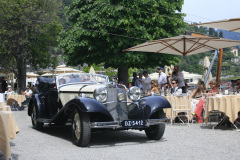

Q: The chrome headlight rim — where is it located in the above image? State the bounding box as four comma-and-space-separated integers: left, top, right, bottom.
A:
118, 93, 125, 102
128, 86, 141, 101
93, 87, 108, 103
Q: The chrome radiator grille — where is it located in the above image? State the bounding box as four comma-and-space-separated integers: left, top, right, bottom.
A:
105, 88, 128, 121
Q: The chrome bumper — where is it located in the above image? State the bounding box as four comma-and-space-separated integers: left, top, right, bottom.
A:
89, 118, 170, 129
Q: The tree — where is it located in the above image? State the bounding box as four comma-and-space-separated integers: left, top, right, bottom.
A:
59, 0, 187, 85
214, 32, 218, 37
0, 0, 62, 90
219, 31, 224, 38
209, 27, 216, 36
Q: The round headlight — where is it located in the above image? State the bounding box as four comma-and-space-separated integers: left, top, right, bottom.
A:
94, 87, 107, 102
128, 86, 141, 101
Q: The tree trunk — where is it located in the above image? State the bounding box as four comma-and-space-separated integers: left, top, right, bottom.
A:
118, 66, 129, 86
16, 57, 27, 92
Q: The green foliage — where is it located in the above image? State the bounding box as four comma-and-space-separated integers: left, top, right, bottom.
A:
177, 51, 212, 74
179, 25, 240, 77
0, 0, 63, 89
59, 0, 187, 70
219, 31, 223, 38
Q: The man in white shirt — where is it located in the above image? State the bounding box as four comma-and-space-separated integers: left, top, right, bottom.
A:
141, 71, 151, 93
171, 65, 186, 93
157, 67, 167, 88
22, 86, 33, 110
171, 79, 182, 95
25, 86, 33, 98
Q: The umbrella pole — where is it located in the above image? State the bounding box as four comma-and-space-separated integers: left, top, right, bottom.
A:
216, 49, 223, 88
204, 50, 218, 85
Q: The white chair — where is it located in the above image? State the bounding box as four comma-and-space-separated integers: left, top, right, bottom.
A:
171, 93, 191, 126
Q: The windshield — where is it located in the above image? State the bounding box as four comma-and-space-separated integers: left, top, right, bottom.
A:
56, 73, 109, 87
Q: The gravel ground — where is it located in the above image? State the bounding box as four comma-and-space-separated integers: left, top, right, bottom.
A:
10, 111, 240, 160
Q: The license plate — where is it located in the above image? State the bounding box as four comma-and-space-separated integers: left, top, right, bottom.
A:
122, 120, 145, 127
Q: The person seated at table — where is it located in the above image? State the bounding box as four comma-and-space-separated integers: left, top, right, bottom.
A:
170, 79, 182, 95
189, 80, 206, 100
236, 79, 240, 93
22, 86, 33, 110
5, 85, 14, 95
193, 80, 218, 123
208, 80, 218, 94
189, 80, 206, 114
147, 80, 161, 95
229, 80, 237, 93
128, 82, 133, 89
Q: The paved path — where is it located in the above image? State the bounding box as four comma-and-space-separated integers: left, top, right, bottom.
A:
10, 111, 240, 160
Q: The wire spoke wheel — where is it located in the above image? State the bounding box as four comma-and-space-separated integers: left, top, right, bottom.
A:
71, 109, 91, 147
73, 113, 81, 139
31, 105, 43, 130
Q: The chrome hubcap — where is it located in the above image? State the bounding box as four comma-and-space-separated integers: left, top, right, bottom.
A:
32, 106, 37, 125
73, 113, 81, 139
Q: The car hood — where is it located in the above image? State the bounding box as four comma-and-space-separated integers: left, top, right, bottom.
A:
59, 83, 107, 93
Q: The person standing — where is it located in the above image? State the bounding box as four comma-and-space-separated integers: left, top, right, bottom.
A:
141, 71, 151, 93
135, 73, 143, 89
171, 66, 186, 93
157, 67, 167, 88
1, 77, 7, 93
132, 72, 138, 86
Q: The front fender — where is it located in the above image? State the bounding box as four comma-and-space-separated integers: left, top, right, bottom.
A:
128, 96, 171, 119
64, 97, 114, 121
28, 94, 40, 116
143, 96, 171, 118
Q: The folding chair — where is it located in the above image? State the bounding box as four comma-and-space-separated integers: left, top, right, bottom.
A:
171, 93, 191, 126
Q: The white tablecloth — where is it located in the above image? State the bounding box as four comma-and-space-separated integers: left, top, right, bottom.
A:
0, 93, 5, 103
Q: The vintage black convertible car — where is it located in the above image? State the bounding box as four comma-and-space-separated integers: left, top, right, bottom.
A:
28, 73, 171, 147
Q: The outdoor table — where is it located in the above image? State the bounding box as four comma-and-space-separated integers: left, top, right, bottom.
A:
7, 94, 26, 106
163, 95, 191, 120
0, 93, 5, 103
0, 111, 19, 160
0, 105, 11, 111
204, 95, 240, 124
0, 102, 11, 111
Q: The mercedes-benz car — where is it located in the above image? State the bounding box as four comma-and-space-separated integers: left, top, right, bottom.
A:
28, 73, 171, 147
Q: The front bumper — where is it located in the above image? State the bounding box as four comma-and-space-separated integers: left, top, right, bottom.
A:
89, 118, 170, 129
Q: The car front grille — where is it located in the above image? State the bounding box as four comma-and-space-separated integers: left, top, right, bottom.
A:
104, 88, 128, 121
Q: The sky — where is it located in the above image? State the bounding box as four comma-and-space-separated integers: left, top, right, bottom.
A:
182, 0, 240, 24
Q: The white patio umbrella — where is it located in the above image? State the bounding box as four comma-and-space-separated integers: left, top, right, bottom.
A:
26, 72, 39, 78
191, 18, 240, 33
41, 73, 57, 77
124, 35, 240, 87
89, 66, 96, 74
149, 72, 159, 80
123, 35, 240, 56
55, 67, 82, 74
202, 56, 213, 89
